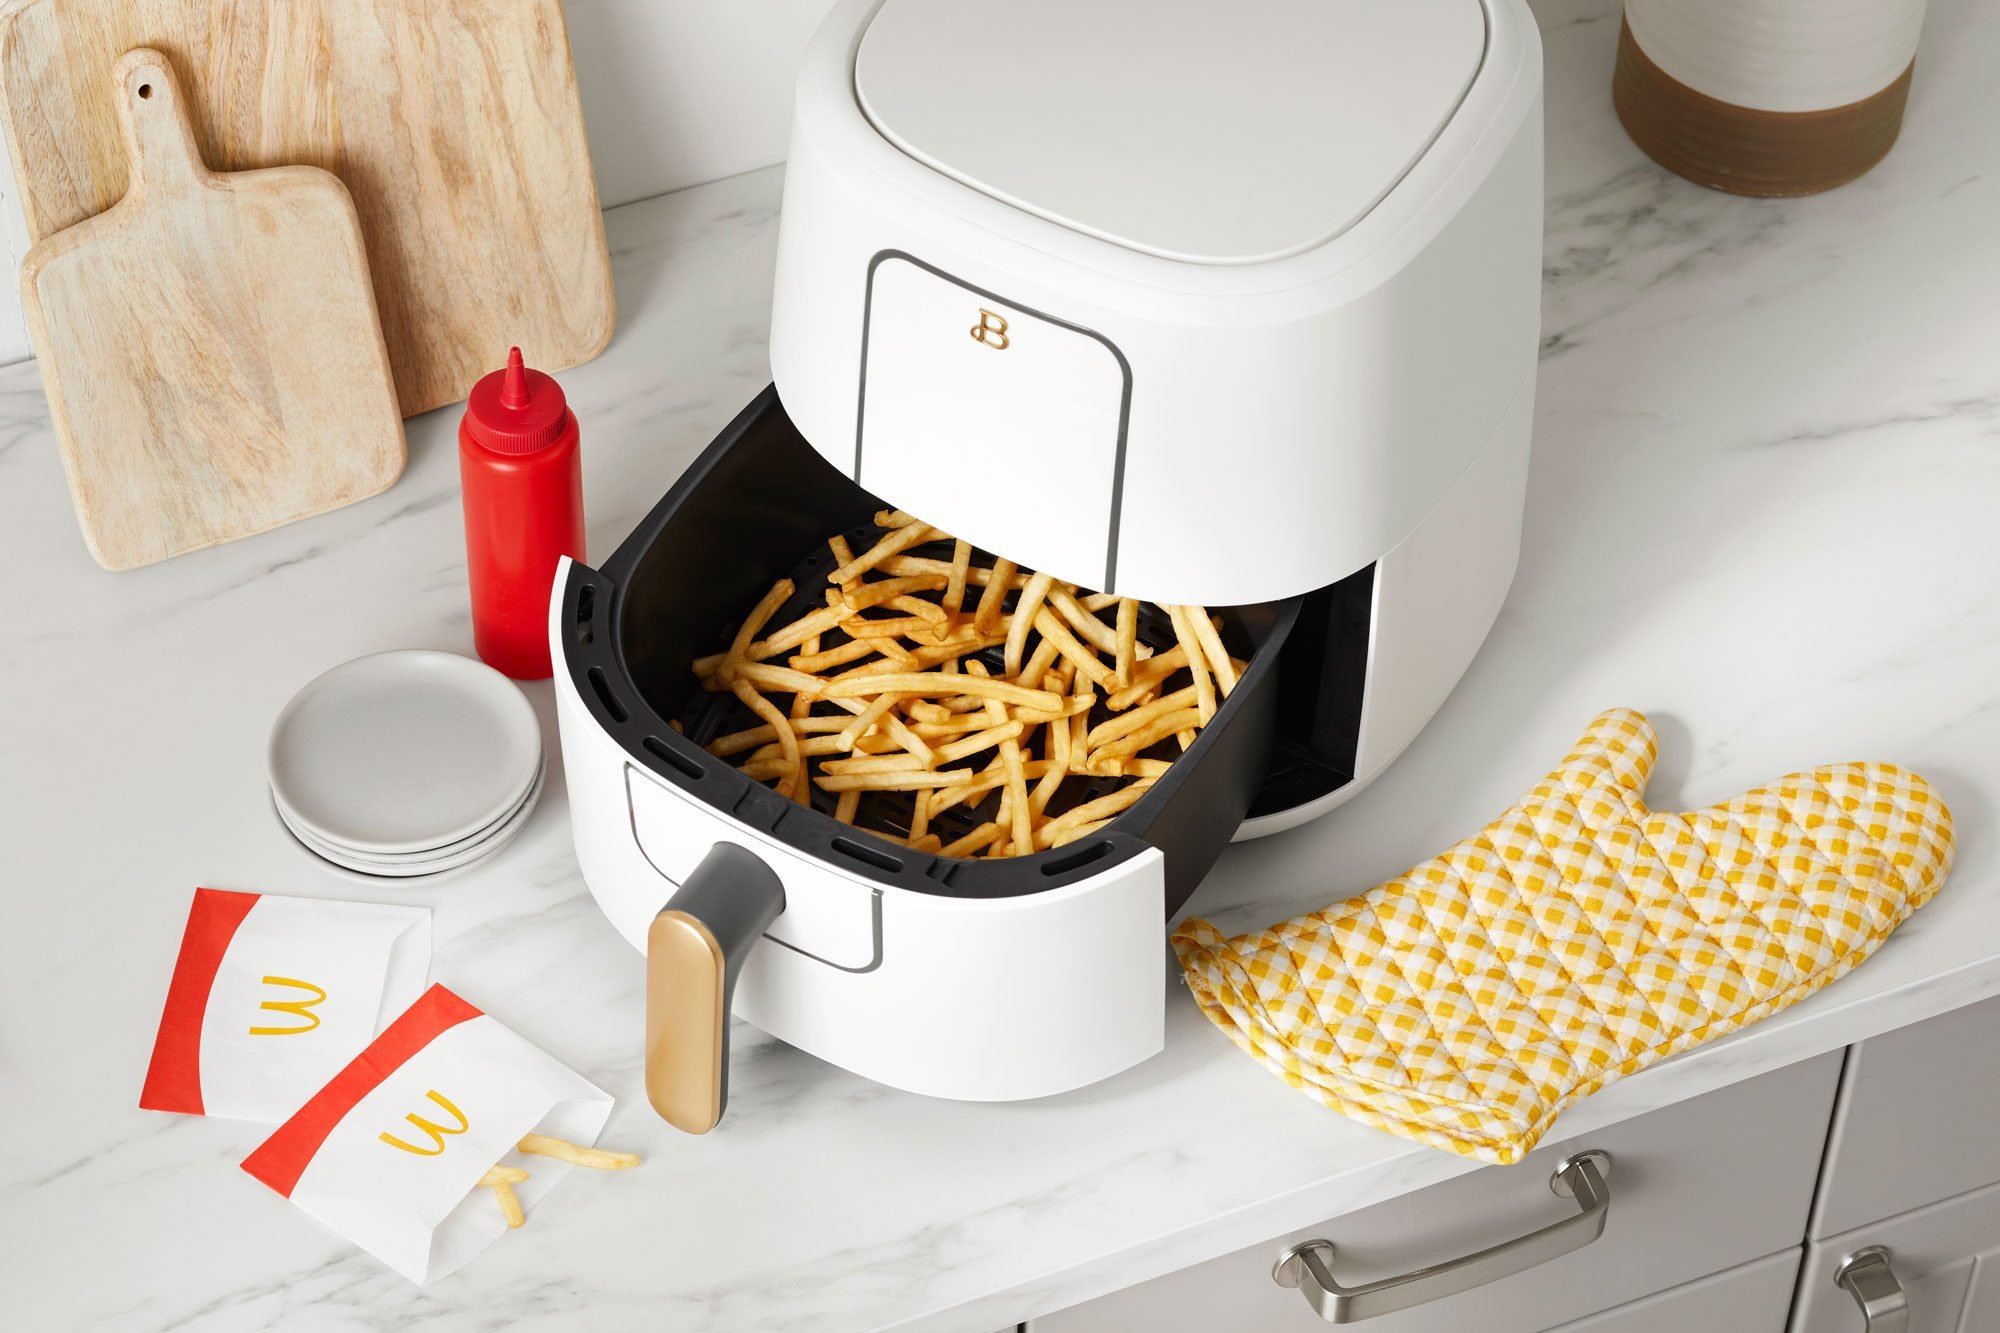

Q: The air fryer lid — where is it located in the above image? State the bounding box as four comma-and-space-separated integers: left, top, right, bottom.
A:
854, 0, 1489, 265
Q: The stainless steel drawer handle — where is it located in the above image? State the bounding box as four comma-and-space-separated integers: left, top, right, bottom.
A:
1270, 1150, 1612, 1324
1835, 1246, 1909, 1333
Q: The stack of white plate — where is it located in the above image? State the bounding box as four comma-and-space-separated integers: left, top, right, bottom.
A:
269, 650, 547, 880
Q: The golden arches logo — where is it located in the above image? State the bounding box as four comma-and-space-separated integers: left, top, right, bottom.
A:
248, 975, 326, 1036
379, 1090, 471, 1156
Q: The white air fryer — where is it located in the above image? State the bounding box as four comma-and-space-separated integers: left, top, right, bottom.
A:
552, 0, 1544, 1132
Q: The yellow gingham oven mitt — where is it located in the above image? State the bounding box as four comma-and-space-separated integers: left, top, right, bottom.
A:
1172, 708, 1954, 1165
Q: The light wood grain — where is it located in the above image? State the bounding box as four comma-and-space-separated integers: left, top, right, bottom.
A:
19, 49, 406, 571
0, 0, 615, 417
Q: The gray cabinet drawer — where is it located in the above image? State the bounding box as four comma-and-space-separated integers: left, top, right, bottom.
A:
1813, 993, 2000, 1238
1027, 1052, 1840, 1333
1794, 1177, 2000, 1332
1547, 1248, 1800, 1333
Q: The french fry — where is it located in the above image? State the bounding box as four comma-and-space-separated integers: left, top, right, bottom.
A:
1005, 571, 1055, 676
752, 602, 850, 659
843, 615, 938, 639
1018, 632, 1061, 693
837, 693, 901, 750
732, 680, 805, 803
720, 579, 794, 681
1033, 781, 1156, 849
974, 557, 1017, 635
518, 1133, 641, 1171
1052, 818, 1114, 848
1086, 685, 1198, 751
929, 758, 1057, 816
1185, 604, 1238, 698
732, 661, 830, 699
878, 555, 1024, 590
1092, 708, 1203, 764
1011, 692, 1097, 724
834, 789, 860, 824
940, 822, 1005, 858
1106, 647, 1189, 709
823, 672, 1059, 710
789, 639, 878, 673
1080, 591, 1121, 612
1047, 587, 1119, 655
839, 574, 948, 614
814, 770, 975, 792
1114, 598, 1138, 689
933, 720, 1026, 765
1032, 608, 1119, 691
821, 753, 928, 775
1168, 605, 1218, 724
878, 710, 937, 766
480, 1164, 528, 1228
943, 540, 971, 618
830, 521, 935, 584
874, 509, 920, 528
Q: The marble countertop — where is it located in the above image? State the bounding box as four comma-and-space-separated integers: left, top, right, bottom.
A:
7, 2, 2000, 1329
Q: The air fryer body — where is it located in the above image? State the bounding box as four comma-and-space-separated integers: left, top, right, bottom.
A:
549, 0, 1543, 1103
554, 392, 1296, 1099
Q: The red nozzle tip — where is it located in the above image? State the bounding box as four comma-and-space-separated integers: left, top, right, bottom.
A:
501, 346, 531, 410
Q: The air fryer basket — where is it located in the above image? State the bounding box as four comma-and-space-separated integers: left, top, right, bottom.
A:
559, 386, 1301, 916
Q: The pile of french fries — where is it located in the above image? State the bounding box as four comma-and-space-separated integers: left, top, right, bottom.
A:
691, 511, 1244, 859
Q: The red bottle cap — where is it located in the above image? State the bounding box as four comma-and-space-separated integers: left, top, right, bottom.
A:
463, 347, 570, 454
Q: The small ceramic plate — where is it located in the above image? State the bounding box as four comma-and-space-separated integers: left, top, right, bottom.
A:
273, 759, 545, 879
272, 749, 545, 863
278, 753, 547, 870
269, 650, 543, 855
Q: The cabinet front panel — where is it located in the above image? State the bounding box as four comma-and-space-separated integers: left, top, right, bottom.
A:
1547, 1248, 1800, 1333
1813, 992, 2000, 1238
1796, 1176, 2000, 1333
1027, 1053, 1840, 1333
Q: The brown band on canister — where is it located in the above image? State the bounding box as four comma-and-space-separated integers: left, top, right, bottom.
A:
1612, 18, 1914, 198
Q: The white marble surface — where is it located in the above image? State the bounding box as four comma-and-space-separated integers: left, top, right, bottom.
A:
5, 1, 1999, 1328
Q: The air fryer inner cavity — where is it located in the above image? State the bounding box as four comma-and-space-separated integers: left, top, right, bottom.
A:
672, 522, 1238, 851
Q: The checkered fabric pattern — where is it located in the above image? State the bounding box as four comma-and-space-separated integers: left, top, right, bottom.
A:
1173, 708, 1954, 1165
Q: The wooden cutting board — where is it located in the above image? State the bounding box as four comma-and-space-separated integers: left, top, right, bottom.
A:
0, 0, 614, 418
20, 50, 406, 571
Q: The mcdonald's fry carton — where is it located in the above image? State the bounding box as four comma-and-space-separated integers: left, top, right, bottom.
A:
242, 984, 615, 1285
141, 887, 431, 1123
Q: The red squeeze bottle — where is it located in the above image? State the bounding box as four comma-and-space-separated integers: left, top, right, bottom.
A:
458, 347, 584, 680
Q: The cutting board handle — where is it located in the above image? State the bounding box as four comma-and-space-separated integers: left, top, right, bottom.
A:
111, 49, 208, 200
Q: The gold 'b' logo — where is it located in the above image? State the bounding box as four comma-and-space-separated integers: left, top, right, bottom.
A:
249, 975, 326, 1036
970, 308, 1010, 350
380, 1089, 470, 1156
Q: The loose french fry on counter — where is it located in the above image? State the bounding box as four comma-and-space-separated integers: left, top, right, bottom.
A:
479, 1135, 640, 1230
689, 510, 1250, 858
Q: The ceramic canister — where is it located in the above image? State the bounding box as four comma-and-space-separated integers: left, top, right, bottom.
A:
1614, 0, 1928, 196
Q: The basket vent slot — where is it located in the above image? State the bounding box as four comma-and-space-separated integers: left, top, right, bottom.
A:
831, 836, 901, 874
587, 667, 628, 723
1041, 841, 1112, 877
643, 736, 702, 780
573, 583, 596, 645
